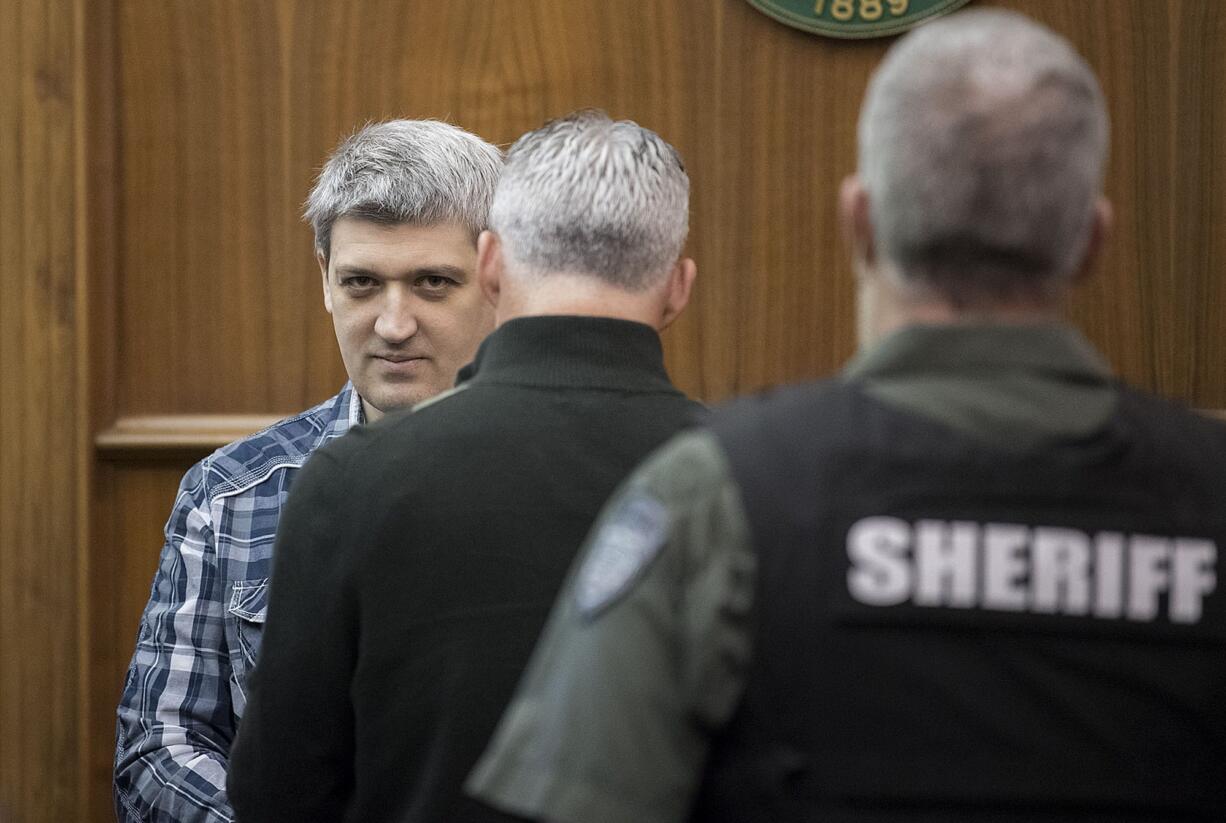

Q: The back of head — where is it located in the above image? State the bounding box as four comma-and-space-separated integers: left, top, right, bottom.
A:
859, 10, 1109, 305
490, 110, 690, 291
305, 119, 503, 259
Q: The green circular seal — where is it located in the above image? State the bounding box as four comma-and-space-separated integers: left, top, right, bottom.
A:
747, 0, 973, 39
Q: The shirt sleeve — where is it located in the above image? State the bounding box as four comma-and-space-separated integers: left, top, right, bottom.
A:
466, 429, 756, 823
227, 443, 359, 823
113, 459, 238, 823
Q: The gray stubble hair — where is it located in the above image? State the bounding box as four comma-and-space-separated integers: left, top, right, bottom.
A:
858, 9, 1109, 304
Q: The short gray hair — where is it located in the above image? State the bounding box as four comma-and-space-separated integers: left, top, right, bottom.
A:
859, 9, 1109, 303
490, 110, 690, 291
306, 119, 503, 259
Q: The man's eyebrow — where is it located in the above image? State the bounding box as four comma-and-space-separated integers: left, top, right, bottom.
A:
412, 265, 470, 279
333, 264, 470, 278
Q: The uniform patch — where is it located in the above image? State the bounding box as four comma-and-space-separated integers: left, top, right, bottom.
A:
575, 493, 671, 619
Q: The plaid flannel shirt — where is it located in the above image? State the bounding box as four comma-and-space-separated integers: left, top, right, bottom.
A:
114, 384, 362, 822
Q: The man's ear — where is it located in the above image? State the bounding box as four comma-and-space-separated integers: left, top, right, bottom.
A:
838, 175, 875, 268
1072, 197, 1113, 286
477, 230, 503, 307
317, 249, 333, 314
658, 257, 697, 331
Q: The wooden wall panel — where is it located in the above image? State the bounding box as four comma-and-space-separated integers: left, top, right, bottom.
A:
103, 0, 1226, 415
85, 461, 190, 821
0, 0, 84, 819
1167, 1, 1226, 406
43, 1, 1226, 821
1000, 0, 1226, 408
110, 0, 735, 412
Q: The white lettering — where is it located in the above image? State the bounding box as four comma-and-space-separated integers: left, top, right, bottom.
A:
1171, 539, 1217, 623
982, 523, 1029, 612
1127, 536, 1171, 621
843, 517, 1217, 624
847, 516, 911, 606
1093, 532, 1124, 619
915, 520, 977, 608
1031, 527, 1090, 615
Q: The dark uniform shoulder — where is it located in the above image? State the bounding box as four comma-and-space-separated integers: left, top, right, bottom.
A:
706, 379, 865, 512
710, 376, 925, 468
1112, 385, 1226, 511
711, 378, 849, 436
1116, 384, 1226, 449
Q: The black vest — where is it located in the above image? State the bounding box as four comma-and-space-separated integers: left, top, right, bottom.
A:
693, 381, 1226, 822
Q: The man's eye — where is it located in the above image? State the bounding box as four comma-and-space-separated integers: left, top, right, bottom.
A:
342, 276, 377, 290
418, 275, 455, 291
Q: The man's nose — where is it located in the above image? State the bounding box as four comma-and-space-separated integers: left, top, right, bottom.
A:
373, 288, 420, 344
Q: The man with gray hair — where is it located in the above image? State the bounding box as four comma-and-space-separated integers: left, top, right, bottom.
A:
227, 110, 702, 822
469, 10, 1226, 823
115, 119, 502, 822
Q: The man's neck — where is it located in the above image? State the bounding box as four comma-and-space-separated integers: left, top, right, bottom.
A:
860, 265, 1065, 347
361, 398, 383, 424
495, 273, 663, 330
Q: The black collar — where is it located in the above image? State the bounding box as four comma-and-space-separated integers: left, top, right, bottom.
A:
456, 315, 678, 393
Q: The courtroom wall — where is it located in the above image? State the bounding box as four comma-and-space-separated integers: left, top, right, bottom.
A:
1, 2, 1223, 821
0, 0, 87, 820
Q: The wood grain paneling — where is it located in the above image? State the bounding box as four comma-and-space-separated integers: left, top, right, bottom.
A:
0, 1, 1212, 820
103, 0, 1226, 414
0, 0, 84, 819
999, 0, 1226, 407
86, 462, 192, 822
95, 414, 286, 458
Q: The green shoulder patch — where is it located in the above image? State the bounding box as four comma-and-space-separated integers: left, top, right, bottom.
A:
575, 493, 671, 619
746, 0, 972, 39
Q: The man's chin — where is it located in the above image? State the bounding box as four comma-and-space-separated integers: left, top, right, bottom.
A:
363, 385, 447, 419
371, 396, 422, 416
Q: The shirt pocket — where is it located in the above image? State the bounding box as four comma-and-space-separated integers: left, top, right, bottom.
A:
227, 577, 269, 714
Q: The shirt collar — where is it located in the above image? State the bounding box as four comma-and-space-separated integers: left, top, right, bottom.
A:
330, 381, 364, 431
840, 323, 1117, 448
843, 322, 1112, 383
456, 315, 678, 393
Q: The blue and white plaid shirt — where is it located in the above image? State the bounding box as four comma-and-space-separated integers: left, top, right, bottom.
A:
114, 384, 362, 822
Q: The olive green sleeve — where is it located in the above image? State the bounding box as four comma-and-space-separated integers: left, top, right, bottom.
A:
466, 429, 756, 823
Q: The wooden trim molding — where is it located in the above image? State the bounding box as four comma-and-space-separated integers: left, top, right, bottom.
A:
95, 414, 285, 459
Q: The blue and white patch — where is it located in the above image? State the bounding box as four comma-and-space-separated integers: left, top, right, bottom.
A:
575, 493, 671, 619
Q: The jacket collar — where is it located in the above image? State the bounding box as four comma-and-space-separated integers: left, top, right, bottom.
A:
456, 315, 678, 393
